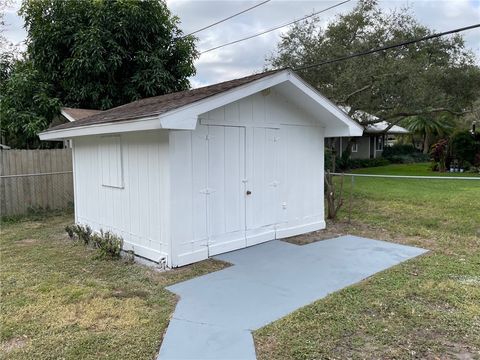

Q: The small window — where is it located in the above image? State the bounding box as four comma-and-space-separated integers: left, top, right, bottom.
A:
376, 136, 384, 151
351, 140, 358, 153
99, 135, 124, 188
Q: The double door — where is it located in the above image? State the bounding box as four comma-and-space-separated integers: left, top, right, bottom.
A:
203, 125, 282, 255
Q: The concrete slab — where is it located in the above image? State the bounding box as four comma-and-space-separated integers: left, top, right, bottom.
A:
158, 236, 427, 359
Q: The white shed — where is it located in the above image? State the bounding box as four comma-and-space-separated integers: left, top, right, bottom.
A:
40, 69, 362, 267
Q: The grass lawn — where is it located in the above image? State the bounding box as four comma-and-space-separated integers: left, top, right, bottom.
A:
255, 163, 480, 359
0, 211, 226, 359
351, 162, 480, 177
1, 163, 479, 359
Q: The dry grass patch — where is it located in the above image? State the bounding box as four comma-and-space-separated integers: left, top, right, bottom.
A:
0, 211, 227, 360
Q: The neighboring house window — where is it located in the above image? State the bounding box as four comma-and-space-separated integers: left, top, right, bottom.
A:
99, 135, 124, 188
351, 140, 358, 153
376, 135, 384, 151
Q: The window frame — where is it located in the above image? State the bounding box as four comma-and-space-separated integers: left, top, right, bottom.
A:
99, 135, 124, 189
376, 135, 384, 151
351, 140, 358, 153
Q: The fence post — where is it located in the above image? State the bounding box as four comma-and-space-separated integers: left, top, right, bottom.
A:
349, 175, 354, 224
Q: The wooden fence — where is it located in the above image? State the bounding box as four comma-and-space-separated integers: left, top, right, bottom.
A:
0, 149, 73, 217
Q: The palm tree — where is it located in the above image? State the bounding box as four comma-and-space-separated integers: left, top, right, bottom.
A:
402, 115, 455, 153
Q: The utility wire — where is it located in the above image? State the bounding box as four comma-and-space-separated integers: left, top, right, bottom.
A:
294, 23, 480, 71
199, 0, 351, 54
182, 0, 271, 38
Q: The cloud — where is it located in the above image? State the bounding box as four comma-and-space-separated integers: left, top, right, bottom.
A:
4, 0, 480, 88
170, 0, 480, 86
3, 4, 27, 48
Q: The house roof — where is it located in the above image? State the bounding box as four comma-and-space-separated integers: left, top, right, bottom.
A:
51, 70, 281, 131
364, 121, 410, 134
40, 69, 363, 140
60, 107, 103, 122
339, 106, 409, 135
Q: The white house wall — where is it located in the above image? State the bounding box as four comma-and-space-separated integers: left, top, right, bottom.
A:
170, 90, 325, 267
73, 130, 170, 262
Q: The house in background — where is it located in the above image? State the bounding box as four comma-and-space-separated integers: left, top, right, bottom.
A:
46, 107, 103, 148
327, 108, 409, 159
40, 69, 362, 267
59, 108, 103, 148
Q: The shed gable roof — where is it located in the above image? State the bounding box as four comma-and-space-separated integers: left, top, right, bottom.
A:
51, 70, 281, 131
40, 69, 363, 140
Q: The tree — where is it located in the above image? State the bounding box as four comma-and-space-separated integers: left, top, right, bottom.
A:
20, 0, 197, 110
402, 114, 454, 153
1, 0, 197, 148
1, 59, 60, 148
450, 130, 480, 167
267, 0, 480, 135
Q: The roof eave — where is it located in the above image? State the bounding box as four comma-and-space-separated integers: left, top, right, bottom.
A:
40, 69, 364, 140
40, 71, 291, 140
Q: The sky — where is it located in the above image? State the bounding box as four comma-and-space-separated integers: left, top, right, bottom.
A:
3, 0, 480, 88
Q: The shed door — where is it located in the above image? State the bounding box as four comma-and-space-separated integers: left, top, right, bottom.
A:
245, 127, 281, 246
206, 125, 246, 256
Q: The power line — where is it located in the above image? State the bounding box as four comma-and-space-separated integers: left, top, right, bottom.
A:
182, 0, 271, 38
294, 23, 480, 71
199, 0, 351, 55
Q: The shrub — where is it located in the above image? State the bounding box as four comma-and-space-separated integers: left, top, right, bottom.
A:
76, 224, 93, 245
383, 144, 428, 164
65, 224, 75, 239
91, 230, 123, 259
65, 224, 92, 244
430, 139, 449, 172
324, 147, 335, 171
466, 166, 480, 174
345, 158, 390, 169
387, 153, 430, 164
450, 130, 480, 166
64, 224, 124, 260
382, 144, 417, 157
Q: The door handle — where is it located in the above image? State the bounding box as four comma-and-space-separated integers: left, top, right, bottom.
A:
246, 190, 252, 195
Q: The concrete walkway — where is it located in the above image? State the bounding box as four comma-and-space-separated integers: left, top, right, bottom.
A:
158, 236, 427, 359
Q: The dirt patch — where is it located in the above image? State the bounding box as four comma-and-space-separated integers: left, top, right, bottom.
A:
16, 238, 38, 246
282, 220, 429, 248
282, 228, 344, 245
281, 220, 389, 245
111, 288, 150, 299
442, 340, 478, 360
1, 336, 28, 353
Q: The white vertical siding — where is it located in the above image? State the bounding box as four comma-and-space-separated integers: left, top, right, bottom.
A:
169, 128, 209, 265
73, 130, 170, 262
72, 88, 326, 267
275, 125, 325, 239
170, 90, 326, 266
203, 90, 325, 240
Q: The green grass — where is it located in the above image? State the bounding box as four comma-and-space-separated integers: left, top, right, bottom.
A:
1, 164, 479, 359
351, 162, 480, 177
0, 211, 226, 359
255, 164, 480, 359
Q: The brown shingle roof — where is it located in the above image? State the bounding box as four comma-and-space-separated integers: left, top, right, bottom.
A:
50, 69, 283, 132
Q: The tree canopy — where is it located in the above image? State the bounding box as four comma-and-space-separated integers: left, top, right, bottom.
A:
1, 0, 197, 148
267, 0, 480, 128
